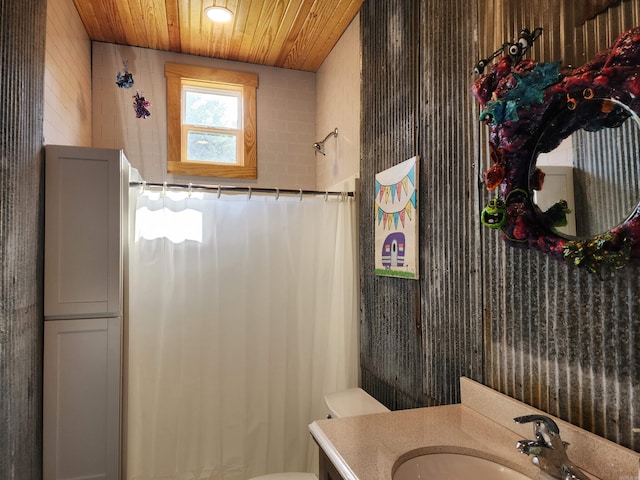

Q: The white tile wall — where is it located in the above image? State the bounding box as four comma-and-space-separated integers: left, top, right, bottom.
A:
316, 14, 361, 191
91, 43, 317, 190
44, 0, 92, 147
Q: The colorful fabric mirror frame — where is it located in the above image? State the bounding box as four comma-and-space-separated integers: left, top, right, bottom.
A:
473, 26, 640, 275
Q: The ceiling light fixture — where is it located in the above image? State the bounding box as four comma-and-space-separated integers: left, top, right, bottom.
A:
205, 6, 234, 23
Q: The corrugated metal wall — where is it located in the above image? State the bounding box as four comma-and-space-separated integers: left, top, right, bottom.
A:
360, 0, 640, 452
419, 0, 485, 406
572, 122, 640, 237
360, 0, 482, 409
0, 0, 47, 478
359, 0, 426, 409
479, 0, 640, 452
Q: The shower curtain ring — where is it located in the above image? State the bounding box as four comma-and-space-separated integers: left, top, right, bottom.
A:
217, 185, 221, 198
324, 191, 328, 202
188, 183, 193, 197
162, 182, 167, 196
248, 186, 252, 200
141, 180, 146, 193
299, 189, 303, 201
275, 188, 280, 200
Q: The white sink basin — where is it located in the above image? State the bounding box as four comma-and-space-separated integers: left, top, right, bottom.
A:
393, 452, 533, 480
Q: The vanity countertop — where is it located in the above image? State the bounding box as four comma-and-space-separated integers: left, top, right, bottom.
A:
309, 378, 640, 480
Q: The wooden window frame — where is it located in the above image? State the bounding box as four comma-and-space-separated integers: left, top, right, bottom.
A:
165, 63, 258, 178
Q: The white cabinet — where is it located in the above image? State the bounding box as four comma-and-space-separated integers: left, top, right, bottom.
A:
43, 318, 122, 480
43, 145, 128, 480
44, 146, 126, 319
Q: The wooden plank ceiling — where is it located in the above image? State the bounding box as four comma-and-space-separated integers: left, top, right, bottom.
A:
72, 0, 363, 72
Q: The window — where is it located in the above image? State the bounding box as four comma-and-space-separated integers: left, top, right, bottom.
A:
165, 63, 258, 178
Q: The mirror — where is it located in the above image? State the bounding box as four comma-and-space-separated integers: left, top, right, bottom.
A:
473, 25, 640, 275
531, 98, 640, 239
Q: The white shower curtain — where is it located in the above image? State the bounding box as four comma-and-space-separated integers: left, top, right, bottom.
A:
127, 187, 359, 480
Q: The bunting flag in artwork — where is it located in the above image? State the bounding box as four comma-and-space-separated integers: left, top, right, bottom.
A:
375, 164, 417, 230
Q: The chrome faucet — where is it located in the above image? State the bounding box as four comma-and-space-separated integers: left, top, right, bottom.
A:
514, 414, 590, 480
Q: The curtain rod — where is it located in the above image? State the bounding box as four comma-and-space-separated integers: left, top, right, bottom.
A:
129, 181, 355, 198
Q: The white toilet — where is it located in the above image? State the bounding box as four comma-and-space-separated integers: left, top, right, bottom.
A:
248, 388, 389, 480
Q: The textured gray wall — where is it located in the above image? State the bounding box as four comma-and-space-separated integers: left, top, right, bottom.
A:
360, 0, 640, 452
0, 0, 46, 478
479, 0, 640, 453
360, 0, 482, 409
359, 0, 426, 410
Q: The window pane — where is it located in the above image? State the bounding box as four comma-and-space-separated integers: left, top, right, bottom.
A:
186, 131, 237, 164
184, 89, 239, 128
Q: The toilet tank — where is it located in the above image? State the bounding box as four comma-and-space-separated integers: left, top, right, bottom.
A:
324, 388, 390, 418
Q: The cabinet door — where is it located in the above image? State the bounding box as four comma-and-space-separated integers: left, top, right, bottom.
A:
44, 146, 123, 318
43, 317, 121, 480
318, 448, 345, 480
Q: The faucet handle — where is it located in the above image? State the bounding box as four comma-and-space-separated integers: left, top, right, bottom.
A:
514, 414, 561, 435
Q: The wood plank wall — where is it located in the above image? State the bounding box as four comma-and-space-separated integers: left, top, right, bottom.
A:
360, 0, 640, 452
0, 0, 47, 478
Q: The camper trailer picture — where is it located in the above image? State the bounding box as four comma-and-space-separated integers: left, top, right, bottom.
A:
381, 232, 405, 269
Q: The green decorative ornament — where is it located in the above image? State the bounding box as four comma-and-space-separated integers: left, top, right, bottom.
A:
481, 198, 507, 230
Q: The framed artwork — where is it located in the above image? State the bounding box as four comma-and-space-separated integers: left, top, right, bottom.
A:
374, 156, 419, 279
